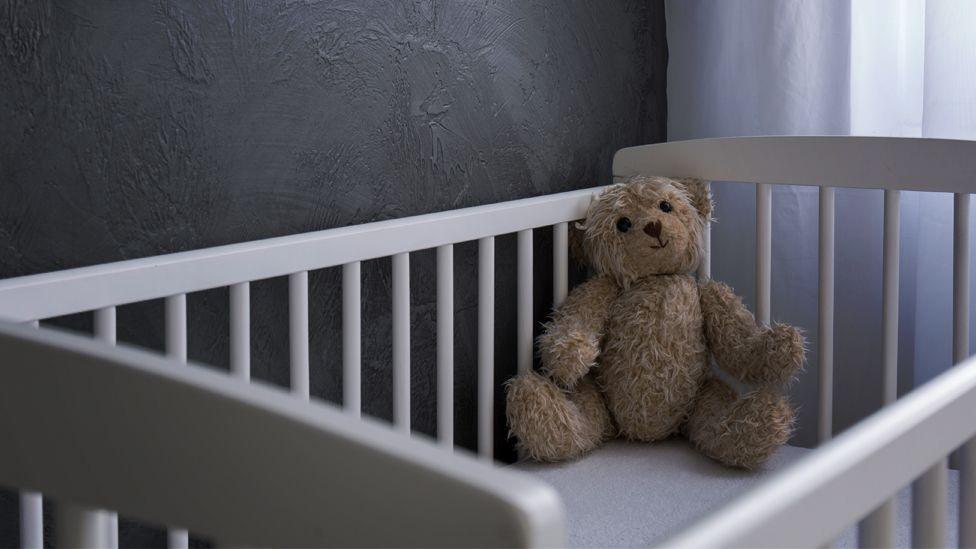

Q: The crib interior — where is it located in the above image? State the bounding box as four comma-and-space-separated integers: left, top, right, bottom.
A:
3, 136, 976, 547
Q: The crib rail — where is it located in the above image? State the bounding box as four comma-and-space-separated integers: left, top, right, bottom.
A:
618, 135, 976, 548
0, 321, 566, 547
0, 188, 594, 323
664, 352, 976, 548
5, 135, 976, 547
613, 135, 976, 192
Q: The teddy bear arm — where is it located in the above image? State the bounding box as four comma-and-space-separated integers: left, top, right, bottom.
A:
537, 276, 619, 388
699, 279, 804, 386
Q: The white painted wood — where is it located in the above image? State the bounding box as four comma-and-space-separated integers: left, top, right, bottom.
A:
912, 193, 969, 549
392, 253, 410, 434
553, 223, 569, 307
478, 237, 495, 461
20, 320, 43, 549
58, 505, 106, 549
20, 492, 42, 549
229, 282, 250, 380
913, 458, 948, 547
697, 183, 712, 280
956, 193, 976, 548
0, 322, 567, 548
168, 529, 188, 549
963, 437, 976, 548
955, 193, 971, 364
818, 187, 835, 444
882, 189, 900, 406
95, 307, 116, 345
436, 245, 454, 447
342, 262, 361, 417
166, 295, 187, 363
859, 501, 895, 549
289, 272, 309, 399
614, 136, 976, 192
859, 188, 901, 548
756, 183, 771, 324
665, 351, 976, 548
0, 188, 597, 323
164, 294, 189, 549
106, 512, 118, 549
517, 229, 533, 376
6, 137, 976, 326
94, 307, 118, 549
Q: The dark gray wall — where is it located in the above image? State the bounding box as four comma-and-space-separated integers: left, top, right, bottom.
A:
0, 0, 666, 546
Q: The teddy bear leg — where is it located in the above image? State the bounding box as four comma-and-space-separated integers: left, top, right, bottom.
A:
505, 371, 613, 462
684, 377, 795, 469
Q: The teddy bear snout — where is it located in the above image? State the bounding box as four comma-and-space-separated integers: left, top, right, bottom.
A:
643, 220, 662, 239
643, 220, 669, 248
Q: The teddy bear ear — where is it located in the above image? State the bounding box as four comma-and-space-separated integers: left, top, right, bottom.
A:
672, 177, 713, 221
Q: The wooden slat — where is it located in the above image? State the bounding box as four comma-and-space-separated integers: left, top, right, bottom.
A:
818, 187, 835, 443
756, 183, 771, 324
436, 246, 454, 447
95, 306, 118, 549
229, 282, 250, 380
165, 294, 189, 549
392, 253, 410, 433
343, 262, 361, 417
956, 193, 976, 548
698, 183, 712, 280
553, 223, 568, 307
289, 273, 309, 399
478, 237, 495, 460
913, 459, 947, 547
859, 189, 900, 548
517, 229, 533, 375
166, 295, 187, 363
20, 319, 43, 549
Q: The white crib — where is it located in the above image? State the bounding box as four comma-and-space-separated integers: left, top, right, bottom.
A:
2, 136, 976, 548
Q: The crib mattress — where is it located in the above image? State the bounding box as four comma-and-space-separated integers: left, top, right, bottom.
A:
511, 438, 960, 547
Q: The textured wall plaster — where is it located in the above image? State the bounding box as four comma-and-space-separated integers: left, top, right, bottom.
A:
0, 1, 666, 545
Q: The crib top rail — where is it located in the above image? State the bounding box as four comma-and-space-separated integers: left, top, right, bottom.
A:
0, 321, 567, 547
0, 186, 596, 322
3, 135, 975, 323
663, 351, 976, 548
614, 135, 976, 193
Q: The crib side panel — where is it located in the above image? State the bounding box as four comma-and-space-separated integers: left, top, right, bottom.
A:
0, 323, 567, 548
665, 355, 976, 548
0, 188, 596, 323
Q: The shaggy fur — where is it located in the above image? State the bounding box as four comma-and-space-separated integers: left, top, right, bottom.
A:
506, 175, 805, 469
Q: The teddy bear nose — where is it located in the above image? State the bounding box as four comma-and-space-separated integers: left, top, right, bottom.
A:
643, 220, 662, 239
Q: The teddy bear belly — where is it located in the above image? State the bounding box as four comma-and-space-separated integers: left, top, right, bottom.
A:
598, 346, 707, 441
597, 277, 709, 441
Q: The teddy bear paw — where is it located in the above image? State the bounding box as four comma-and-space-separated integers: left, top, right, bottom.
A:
538, 329, 600, 389
758, 323, 805, 386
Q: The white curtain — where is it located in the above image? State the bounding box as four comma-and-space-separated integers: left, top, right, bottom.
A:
667, 0, 976, 448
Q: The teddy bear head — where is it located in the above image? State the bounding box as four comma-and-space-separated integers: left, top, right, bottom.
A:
577, 175, 713, 286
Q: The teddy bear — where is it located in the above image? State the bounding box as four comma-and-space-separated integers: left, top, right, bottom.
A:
505, 175, 804, 469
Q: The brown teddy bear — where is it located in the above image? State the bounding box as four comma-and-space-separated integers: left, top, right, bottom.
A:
505, 175, 804, 469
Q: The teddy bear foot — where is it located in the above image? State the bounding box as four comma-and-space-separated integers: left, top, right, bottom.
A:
505, 371, 613, 462
684, 377, 795, 470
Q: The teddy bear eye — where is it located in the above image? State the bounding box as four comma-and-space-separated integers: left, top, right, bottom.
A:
660, 201, 673, 213
616, 217, 632, 233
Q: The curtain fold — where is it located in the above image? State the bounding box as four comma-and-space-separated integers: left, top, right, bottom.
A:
667, 0, 976, 447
